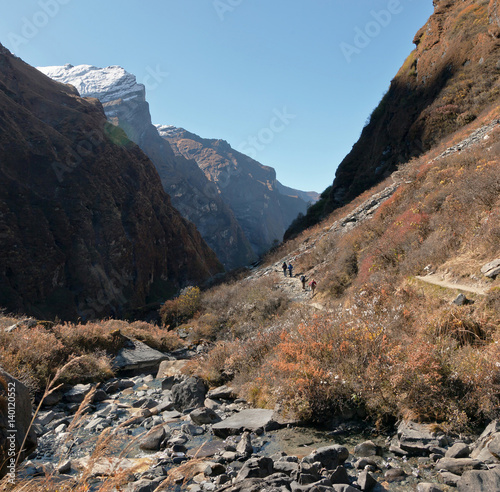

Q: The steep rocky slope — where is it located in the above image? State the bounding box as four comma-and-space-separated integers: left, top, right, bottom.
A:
0, 45, 222, 320
287, 0, 500, 237
158, 126, 313, 255
38, 65, 256, 270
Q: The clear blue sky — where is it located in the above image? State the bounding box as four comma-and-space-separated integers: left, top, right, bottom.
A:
1, 0, 433, 193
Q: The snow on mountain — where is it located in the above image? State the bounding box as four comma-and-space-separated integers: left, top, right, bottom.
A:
37, 64, 145, 104
155, 124, 184, 139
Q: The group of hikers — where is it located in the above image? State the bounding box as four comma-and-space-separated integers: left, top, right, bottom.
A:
282, 261, 317, 296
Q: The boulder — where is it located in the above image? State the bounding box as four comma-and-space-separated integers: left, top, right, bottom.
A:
453, 294, 468, 306
212, 409, 280, 437
207, 385, 236, 400
357, 469, 377, 491
331, 486, 360, 492
435, 457, 482, 475
439, 471, 461, 486
156, 360, 188, 379
458, 466, 500, 491
303, 445, 349, 469
274, 460, 299, 475
235, 456, 274, 481
487, 433, 500, 459
291, 477, 334, 491
470, 421, 500, 462
354, 440, 378, 457
64, 384, 92, 404
329, 465, 350, 484
0, 370, 37, 478
481, 259, 500, 278
171, 377, 208, 411
236, 431, 253, 457
139, 426, 166, 451
190, 407, 220, 425
57, 459, 72, 475
384, 468, 406, 482
113, 337, 172, 373
397, 421, 445, 455
416, 484, 444, 492
445, 443, 471, 459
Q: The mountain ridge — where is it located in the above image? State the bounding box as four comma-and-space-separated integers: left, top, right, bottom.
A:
286, 0, 500, 238
39, 64, 317, 264
0, 44, 222, 320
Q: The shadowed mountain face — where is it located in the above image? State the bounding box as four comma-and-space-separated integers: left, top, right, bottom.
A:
38, 65, 257, 270
287, 0, 500, 238
0, 45, 222, 320
159, 127, 313, 255
38, 65, 317, 262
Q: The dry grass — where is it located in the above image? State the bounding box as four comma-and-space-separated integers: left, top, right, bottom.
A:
190, 125, 500, 431
0, 318, 185, 395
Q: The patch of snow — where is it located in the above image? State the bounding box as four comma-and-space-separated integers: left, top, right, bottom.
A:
37, 64, 145, 104
155, 124, 184, 138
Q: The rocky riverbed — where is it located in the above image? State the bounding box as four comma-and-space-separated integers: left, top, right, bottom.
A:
16, 352, 500, 492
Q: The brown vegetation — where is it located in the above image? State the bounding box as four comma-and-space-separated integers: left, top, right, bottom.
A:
0, 319, 183, 394
189, 123, 500, 431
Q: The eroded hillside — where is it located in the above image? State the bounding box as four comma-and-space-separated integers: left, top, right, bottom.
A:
185, 113, 500, 429
0, 45, 222, 320
288, 0, 500, 237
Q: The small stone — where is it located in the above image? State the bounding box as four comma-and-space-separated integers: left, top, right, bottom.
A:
452, 294, 468, 306
384, 468, 406, 482
57, 460, 71, 474
236, 432, 253, 457
445, 442, 470, 459
139, 427, 166, 451
416, 483, 444, 492
190, 407, 220, 425
358, 469, 377, 491
481, 259, 500, 278
354, 440, 378, 457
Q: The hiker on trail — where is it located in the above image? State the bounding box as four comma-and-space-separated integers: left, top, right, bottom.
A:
300, 275, 306, 290
288, 263, 293, 277
309, 279, 317, 296
282, 262, 287, 277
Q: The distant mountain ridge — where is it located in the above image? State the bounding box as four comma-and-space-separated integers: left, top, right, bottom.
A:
39, 64, 256, 270
0, 45, 222, 320
39, 64, 317, 263
157, 126, 318, 255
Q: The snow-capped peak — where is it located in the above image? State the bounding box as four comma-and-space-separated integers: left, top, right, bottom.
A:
37, 64, 145, 104
155, 124, 184, 138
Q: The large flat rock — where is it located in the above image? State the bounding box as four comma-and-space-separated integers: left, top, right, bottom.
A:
212, 409, 281, 437
113, 338, 171, 373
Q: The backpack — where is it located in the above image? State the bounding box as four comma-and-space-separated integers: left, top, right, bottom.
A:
300, 275, 306, 282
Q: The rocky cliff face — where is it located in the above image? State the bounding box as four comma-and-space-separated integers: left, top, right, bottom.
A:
38, 65, 257, 270
288, 0, 500, 237
39, 65, 316, 261
158, 127, 312, 255
0, 45, 222, 320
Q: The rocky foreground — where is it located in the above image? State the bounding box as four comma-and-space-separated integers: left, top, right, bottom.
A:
12, 344, 500, 492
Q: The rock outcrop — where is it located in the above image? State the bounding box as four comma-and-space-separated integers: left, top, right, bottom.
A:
0, 45, 222, 320
160, 127, 313, 255
38, 65, 317, 262
38, 64, 257, 270
289, 0, 500, 235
